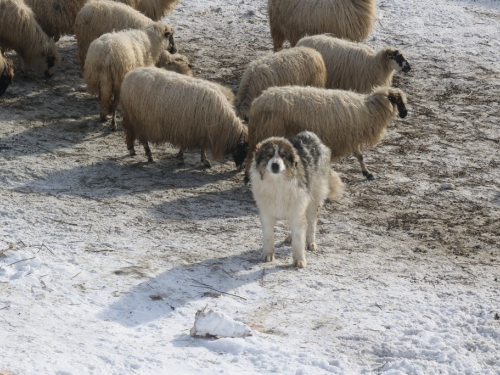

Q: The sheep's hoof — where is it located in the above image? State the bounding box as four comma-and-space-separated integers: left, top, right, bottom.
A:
129, 150, 136, 157
203, 162, 212, 169
363, 171, 375, 180
100, 116, 107, 123
109, 125, 117, 132
147, 157, 154, 163
243, 175, 250, 185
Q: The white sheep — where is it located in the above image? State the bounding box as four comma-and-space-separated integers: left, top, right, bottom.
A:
0, 50, 14, 96
112, 0, 181, 21
245, 86, 408, 181
297, 35, 411, 93
268, 0, 377, 51
24, 0, 88, 42
75, 1, 177, 71
0, 0, 61, 77
120, 67, 248, 169
234, 46, 327, 121
84, 22, 175, 131
297, 35, 412, 178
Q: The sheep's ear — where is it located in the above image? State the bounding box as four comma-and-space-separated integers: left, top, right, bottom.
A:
188, 63, 194, 68
164, 31, 172, 37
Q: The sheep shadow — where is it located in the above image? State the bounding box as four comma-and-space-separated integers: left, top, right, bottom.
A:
98, 250, 286, 328
0, 115, 108, 157
149, 185, 257, 221
16, 158, 242, 199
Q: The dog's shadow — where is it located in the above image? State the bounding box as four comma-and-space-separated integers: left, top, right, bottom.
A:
98, 250, 288, 328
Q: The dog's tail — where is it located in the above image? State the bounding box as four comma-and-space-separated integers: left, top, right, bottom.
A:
328, 171, 344, 200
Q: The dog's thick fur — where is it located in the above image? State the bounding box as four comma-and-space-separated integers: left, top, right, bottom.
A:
250, 131, 343, 268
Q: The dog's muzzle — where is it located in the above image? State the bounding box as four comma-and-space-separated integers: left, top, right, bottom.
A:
271, 162, 280, 173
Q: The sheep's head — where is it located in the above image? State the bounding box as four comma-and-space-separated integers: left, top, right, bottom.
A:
387, 90, 408, 118
230, 132, 249, 170
43, 50, 61, 79
157, 52, 193, 76
0, 58, 14, 96
386, 48, 411, 73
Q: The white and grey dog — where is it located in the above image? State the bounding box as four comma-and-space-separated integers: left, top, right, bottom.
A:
250, 131, 343, 268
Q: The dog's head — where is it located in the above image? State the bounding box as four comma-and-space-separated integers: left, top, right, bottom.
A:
253, 137, 299, 179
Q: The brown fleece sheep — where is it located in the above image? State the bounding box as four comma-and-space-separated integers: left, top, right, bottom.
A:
75, 1, 177, 71
120, 67, 248, 169
234, 47, 327, 121
25, 0, 88, 41
245, 86, 408, 181
297, 35, 412, 179
84, 22, 175, 131
268, 0, 377, 51
0, 0, 61, 77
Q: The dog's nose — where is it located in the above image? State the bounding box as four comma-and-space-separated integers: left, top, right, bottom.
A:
271, 163, 280, 173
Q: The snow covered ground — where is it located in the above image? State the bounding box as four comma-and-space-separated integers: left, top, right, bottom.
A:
1, 0, 499, 374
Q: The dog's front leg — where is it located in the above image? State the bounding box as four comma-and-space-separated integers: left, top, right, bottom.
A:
290, 215, 307, 268
260, 214, 276, 262
306, 203, 320, 251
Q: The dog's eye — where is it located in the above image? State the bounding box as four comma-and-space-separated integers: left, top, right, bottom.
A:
279, 153, 286, 158
267, 153, 273, 158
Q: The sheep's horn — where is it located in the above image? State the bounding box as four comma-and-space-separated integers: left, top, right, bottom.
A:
397, 102, 408, 118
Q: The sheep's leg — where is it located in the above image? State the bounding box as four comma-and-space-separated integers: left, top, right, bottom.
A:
260, 214, 276, 263
270, 23, 285, 52
143, 142, 153, 163
354, 149, 374, 180
305, 202, 321, 251
244, 139, 257, 184
289, 214, 307, 268
99, 86, 113, 123
109, 93, 120, 132
125, 127, 136, 156
201, 149, 211, 168
176, 149, 185, 165
17, 53, 27, 77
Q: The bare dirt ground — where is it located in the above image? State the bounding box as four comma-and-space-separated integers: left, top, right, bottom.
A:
0, 0, 499, 373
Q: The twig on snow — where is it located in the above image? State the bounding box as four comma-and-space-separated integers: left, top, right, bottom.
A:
191, 278, 246, 300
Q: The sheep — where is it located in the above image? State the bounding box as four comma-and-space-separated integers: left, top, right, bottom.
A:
84, 22, 176, 131
156, 51, 193, 76
0, 0, 61, 78
75, 1, 177, 71
268, 0, 377, 52
0, 50, 14, 96
24, 0, 88, 42
297, 35, 412, 179
120, 66, 248, 169
112, 0, 181, 21
244, 86, 408, 182
234, 47, 327, 121
153, 51, 235, 165
297, 35, 411, 93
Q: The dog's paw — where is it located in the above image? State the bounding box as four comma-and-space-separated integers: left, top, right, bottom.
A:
284, 234, 292, 244
293, 259, 307, 268
261, 252, 275, 262
307, 242, 318, 251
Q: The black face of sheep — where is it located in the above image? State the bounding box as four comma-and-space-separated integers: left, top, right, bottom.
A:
388, 93, 408, 118
231, 141, 249, 170
166, 33, 178, 54
388, 50, 411, 73
44, 56, 56, 78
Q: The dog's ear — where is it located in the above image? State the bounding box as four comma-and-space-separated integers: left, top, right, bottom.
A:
254, 142, 262, 155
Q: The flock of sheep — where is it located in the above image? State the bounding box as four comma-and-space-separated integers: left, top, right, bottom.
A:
1, 0, 411, 259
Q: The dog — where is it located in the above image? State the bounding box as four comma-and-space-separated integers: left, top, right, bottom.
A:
250, 131, 343, 268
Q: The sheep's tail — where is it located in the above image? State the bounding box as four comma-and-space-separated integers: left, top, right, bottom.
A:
328, 170, 344, 200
